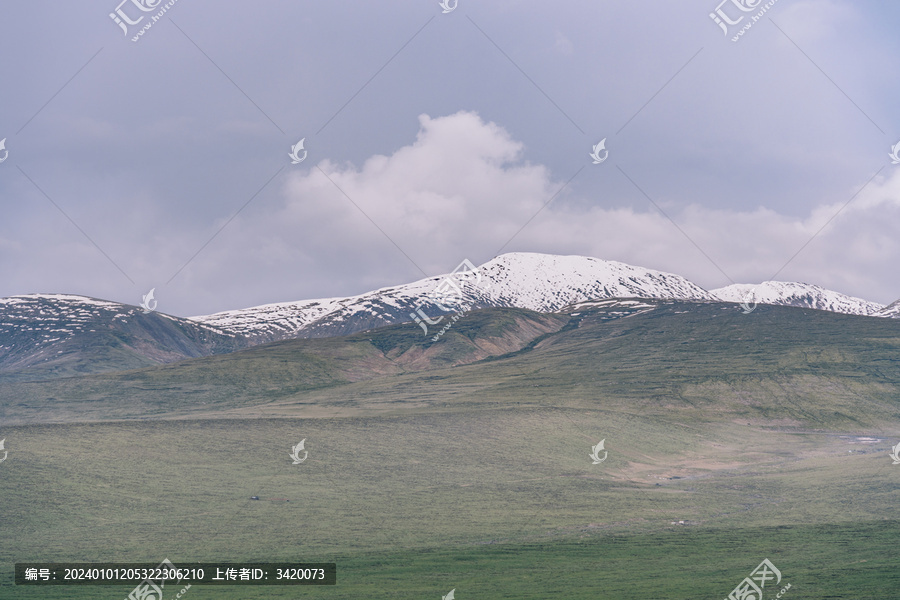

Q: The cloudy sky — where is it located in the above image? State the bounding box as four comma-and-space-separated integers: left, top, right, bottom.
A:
1, 0, 899, 316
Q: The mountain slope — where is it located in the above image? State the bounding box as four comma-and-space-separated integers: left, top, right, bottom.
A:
711, 281, 884, 316
3, 254, 897, 382
192, 252, 716, 342
3, 299, 900, 427
877, 299, 900, 318
0, 306, 571, 423
3, 300, 899, 600
0, 294, 247, 380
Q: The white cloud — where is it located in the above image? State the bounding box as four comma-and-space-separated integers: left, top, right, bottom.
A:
193, 111, 900, 308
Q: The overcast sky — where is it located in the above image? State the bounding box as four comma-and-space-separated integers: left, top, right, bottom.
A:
1, 0, 899, 316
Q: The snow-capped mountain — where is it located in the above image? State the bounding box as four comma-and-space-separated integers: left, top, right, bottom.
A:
711, 282, 885, 316
877, 299, 900, 318
192, 253, 717, 341
3, 253, 898, 379
0, 294, 245, 378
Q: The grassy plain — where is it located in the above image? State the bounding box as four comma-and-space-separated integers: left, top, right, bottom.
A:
1, 302, 899, 598
1, 412, 898, 599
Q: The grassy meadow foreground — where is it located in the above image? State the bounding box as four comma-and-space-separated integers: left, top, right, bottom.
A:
1, 301, 899, 598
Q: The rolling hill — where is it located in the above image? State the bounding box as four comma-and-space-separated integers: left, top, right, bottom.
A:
2, 253, 898, 385
3, 298, 899, 428
0, 294, 246, 381
2, 294, 900, 599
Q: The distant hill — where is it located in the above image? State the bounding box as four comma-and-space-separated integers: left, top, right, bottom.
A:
193, 253, 896, 343
3, 299, 900, 427
2, 253, 897, 381
711, 281, 884, 315
0, 294, 247, 381
190, 253, 717, 342
878, 298, 900, 318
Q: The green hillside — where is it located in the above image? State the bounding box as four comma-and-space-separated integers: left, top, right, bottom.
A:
1, 300, 899, 599
3, 300, 899, 428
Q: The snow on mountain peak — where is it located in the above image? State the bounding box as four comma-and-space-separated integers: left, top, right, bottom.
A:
3, 253, 898, 355
711, 281, 884, 316
471, 252, 715, 311
192, 252, 715, 341
876, 299, 900, 318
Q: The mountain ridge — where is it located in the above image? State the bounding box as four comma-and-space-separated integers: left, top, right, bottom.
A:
191, 253, 718, 341
192, 252, 896, 340
710, 281, 885, 316
4, 298, 900, 425
1, 253, 897, 380
0, 293, 247, 380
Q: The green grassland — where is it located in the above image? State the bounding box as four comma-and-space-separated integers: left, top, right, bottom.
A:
1, 414, 898, 599
1, 301, 900, 598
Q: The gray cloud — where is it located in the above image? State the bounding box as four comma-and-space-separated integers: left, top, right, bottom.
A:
0, 0, 898, 316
